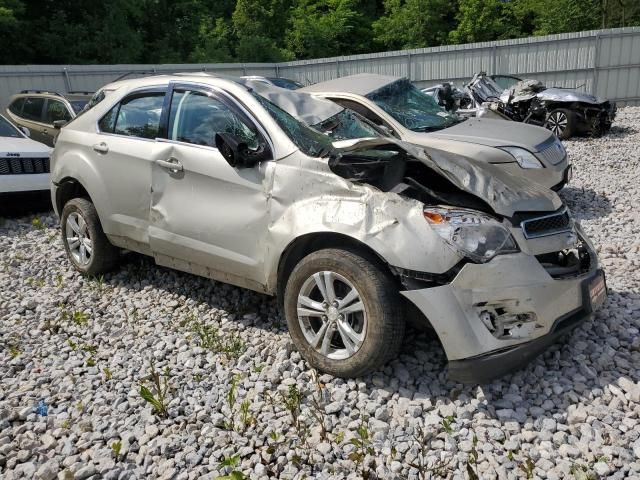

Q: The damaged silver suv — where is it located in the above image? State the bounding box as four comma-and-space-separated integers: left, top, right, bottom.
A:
51, 75, 606, 383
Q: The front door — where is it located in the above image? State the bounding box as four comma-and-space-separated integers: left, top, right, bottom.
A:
149, 85, 272, 290
19, 97, 49, 145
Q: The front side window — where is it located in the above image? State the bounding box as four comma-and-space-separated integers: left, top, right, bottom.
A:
366, 79, 462, 132
99, 92, 164, 139
9, 98, 25, 115
21, 97, 45, 122
168, 89, 260, 149
45, 99, 72, 124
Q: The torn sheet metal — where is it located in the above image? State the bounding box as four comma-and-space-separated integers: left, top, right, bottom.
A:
330, 137, 562, 217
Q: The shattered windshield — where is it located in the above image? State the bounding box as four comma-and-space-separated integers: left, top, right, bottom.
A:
252, 92, 334, 157
366, 79, 462, 132
312, 109, 383, 140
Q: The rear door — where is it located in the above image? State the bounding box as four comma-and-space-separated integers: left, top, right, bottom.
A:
90, 88, 167, 247
19, 97, 49, 145
149, 83, 272, 289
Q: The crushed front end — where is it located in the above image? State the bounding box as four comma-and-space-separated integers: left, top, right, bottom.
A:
399, 209, 606, 384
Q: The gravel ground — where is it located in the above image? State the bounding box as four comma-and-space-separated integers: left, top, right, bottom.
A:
1, 108, 640, 480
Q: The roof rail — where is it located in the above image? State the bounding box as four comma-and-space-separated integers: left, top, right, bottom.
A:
67, 90, 94, 95
113, 70, 157, 82
19, 89, 64, 96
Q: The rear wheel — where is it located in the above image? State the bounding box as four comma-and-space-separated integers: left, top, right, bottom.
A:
545, 108, 576, 139
284, 248, 404, 377
61, 198, 119, 276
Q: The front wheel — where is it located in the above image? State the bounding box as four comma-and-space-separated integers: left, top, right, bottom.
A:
545, 108, 576, 140
60, 198, 119, 276
284, 248, 404, 378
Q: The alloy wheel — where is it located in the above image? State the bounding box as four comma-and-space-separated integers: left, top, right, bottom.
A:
296, 271, 367, 360
547, 111, 568, 136
65, 212, 92, 266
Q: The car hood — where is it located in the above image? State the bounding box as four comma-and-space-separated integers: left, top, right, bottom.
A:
426, 117, 553, 151
535, 88, 602, 104
0, 137, 51, 156
334, 137, 562, 217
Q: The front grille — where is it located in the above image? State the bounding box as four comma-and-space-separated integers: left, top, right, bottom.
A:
0, 157, 50, 175
521, 209, 572, 238
536, 140, 566, 166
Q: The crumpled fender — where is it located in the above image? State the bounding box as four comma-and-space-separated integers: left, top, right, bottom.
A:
263, 154, 463, 291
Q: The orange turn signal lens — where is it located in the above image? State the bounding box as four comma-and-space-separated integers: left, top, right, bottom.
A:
424, 211, 446, 224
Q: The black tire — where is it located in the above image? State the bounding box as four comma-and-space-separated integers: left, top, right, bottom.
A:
545, 108, 576, 140
60, 197, 119, 276
284, 248, 404, 378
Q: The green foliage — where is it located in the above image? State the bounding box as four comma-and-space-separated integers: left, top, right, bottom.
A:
1, 0, 639, 64
218, 454, 247, 479
373, 0, 457, 50
111, 440, 122, 460
139, 360, 171, 418
286, 0, 369, 59
348, 417, 375, 479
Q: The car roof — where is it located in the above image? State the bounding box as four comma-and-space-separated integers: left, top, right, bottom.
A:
98, 73, 246, 93
300, 73, 402, 96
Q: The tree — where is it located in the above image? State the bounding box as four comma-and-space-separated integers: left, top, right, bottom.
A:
373, 0, 457, 50
448, 0, 524, 44
286, 0, 370, 59
232, 0, 291, 61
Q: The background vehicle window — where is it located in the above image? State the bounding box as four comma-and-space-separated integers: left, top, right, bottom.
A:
45, 99, 72, 124
168, 90, 260, 148
9, 98, 25, 115
328, 98, 388, 127
113, 93, 164, 139
21, 97, 45, 121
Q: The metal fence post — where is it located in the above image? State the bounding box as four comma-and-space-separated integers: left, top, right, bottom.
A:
593, 33, 601, 95
492, 45, 497, 74
62, 68, 72, 93
336, 59, 340, 77
407, 52, 412, 80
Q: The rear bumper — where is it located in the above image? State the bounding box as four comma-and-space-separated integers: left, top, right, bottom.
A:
448, 306, 591, 384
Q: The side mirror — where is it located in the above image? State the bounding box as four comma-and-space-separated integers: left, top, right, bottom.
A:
20, 127, 31, 137
215, 132, 270, 168
53, 120, 67, 129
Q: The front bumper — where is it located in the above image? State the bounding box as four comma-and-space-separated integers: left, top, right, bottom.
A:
401, 244, 604, 383
0, 173, 50, 193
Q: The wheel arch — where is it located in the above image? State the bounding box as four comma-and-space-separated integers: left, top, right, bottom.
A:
55, 177, 95, 216
275, 232, 399, 309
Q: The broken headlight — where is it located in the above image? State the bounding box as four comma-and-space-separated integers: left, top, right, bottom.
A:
424, 207, 518, 262
499, 146, 543, 169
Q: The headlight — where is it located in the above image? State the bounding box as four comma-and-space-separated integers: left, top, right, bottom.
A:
424, 207, 518, 262
499, 146, 543, 169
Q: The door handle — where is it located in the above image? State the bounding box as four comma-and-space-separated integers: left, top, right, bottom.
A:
156, 158, 183, 172
92, 142, 109, 154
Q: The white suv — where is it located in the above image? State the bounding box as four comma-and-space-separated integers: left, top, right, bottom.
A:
51, 75, 606, 382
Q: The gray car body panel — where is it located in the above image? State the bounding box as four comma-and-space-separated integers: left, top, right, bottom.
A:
51, 74, 597, 371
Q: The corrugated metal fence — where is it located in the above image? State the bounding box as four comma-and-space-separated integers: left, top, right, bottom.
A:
1, 26, 639, 109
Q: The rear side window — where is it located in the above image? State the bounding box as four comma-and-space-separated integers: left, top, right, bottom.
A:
45, 99, 72, 123
21, 97, 45, 121
9, 98, 25, 115
99, 92, 165, 139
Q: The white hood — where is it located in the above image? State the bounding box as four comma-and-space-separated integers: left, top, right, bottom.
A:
0, 137, 51, 157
